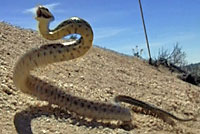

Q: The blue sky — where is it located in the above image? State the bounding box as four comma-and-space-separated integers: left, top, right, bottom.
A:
1, 0, 199, 63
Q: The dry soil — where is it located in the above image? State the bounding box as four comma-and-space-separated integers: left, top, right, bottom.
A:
0, 22, 200, 134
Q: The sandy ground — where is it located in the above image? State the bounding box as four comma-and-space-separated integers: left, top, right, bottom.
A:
0, 22, 200, 134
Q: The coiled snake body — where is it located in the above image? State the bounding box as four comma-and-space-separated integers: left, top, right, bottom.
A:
13, 6, 132, 124
13, 6, 195, 129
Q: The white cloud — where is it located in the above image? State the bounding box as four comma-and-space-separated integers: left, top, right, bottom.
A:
94, 27, 127, 40
23, 3, 60, 15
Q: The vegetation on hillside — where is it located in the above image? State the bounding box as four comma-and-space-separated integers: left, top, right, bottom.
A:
132, 43, 200, 86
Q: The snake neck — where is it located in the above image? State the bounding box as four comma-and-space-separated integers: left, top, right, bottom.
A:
37, 20, 54, 40
37, 17, 94, 42
38, 20, 64, 40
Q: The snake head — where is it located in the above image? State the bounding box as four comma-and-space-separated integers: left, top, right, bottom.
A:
35, 5, 54, 22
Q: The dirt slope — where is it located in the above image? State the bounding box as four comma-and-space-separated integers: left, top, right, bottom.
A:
0, 22, 200, 134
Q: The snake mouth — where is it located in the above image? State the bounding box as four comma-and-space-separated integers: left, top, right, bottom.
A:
36, 6, 54, 20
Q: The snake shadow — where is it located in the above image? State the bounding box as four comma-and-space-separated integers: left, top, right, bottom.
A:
14, 105, 128, 134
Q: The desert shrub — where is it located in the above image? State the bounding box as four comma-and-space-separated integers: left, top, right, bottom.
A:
157, 42, 187, 67
132, 45, 143, 58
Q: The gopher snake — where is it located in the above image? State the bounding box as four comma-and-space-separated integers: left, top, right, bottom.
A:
13, 5, 195, 129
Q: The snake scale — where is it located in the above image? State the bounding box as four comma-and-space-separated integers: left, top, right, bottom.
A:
13, 5, 195, 129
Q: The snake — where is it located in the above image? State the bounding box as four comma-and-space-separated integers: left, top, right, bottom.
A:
13, 5, 195, 129
13, 5, 132, 125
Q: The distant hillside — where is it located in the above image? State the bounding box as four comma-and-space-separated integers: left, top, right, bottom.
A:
184, 63, 200, 75
182, 63, 200, 85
